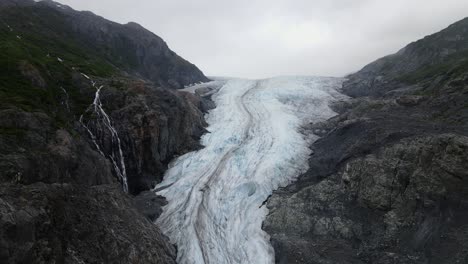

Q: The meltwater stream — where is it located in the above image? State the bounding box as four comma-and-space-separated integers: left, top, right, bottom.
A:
79, 74, 128, 193
156, 77, 344, 264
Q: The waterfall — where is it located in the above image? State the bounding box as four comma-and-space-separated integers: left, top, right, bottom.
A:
60, 86, 70, 112
79, 74, 129, 193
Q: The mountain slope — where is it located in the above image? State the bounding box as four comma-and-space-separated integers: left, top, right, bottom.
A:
0, 0, 209, 192
0, 0, 210, 263
344, 17, 468, 97
265, 17, 468, 264
0, 0, 209, 89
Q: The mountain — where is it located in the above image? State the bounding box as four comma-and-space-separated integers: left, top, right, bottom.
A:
0, 0, 209, 89
344, 17, 468, 97
0, 0, 211, 263
264, 18, 468, 264
3, 1, 468, 263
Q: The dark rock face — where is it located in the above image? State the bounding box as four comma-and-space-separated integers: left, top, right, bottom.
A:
133, 190, 168, 222
63, 11, 209, 89
343, 17, 468, 98
265, 134, 468, 264
265, 17, 468, 264
265, 93, 468, 263
0, 110, 114, 186
0, 68, 207, 196
0, 183, 176, 264
0, 0, 211, 263
97, 78, 207, 194
0, 76, 206, 262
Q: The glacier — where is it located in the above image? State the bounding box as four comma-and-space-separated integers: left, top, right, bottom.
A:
155, 76, 345, 264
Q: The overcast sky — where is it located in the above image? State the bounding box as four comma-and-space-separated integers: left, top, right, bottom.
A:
59, 0, 468, 79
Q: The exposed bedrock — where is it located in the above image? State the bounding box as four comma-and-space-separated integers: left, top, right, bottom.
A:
264, 16, 468, 264
0, 75, 207, 195
264, 132, 468, 264
0, 76, 208, 263
98, 78, 208, 195
0, 183, 177, 264
0, 0, 210, 263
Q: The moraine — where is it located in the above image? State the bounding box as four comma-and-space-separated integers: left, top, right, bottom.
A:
155, 76, 345, 264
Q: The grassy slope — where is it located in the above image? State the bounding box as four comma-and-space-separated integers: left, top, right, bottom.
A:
399, 50, 468, 84
0, 5, 119, 129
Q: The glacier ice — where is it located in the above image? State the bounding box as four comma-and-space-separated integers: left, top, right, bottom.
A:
156, 76, 345, 264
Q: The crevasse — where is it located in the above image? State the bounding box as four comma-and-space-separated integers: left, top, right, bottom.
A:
156, 76, 344, 264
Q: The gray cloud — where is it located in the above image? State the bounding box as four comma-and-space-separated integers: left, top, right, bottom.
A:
59, 0, 468, 78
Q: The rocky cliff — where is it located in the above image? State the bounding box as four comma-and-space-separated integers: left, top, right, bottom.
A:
1, 184, 177, 264
343, 17, 468, 98
264, 18, 468, 264
0, 0, 209, 262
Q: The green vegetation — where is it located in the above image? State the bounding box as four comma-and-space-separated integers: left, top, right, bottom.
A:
0, 5, 121, 129
0, 127, 27, 138
399, 50, 468, 84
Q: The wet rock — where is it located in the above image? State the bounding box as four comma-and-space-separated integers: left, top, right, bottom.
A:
96, 79, 208, 194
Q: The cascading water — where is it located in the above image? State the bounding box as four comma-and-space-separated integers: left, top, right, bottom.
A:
79, 74, 129, 193
60, 86, 70, 112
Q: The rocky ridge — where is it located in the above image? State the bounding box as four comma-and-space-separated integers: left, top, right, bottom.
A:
1, 0, 209, 89
264, 17, 468, 264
